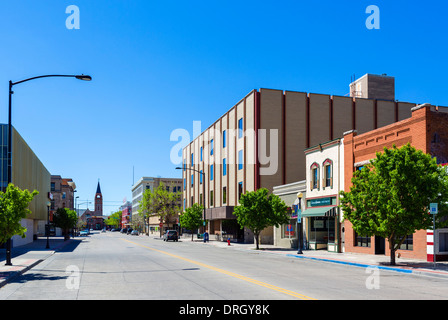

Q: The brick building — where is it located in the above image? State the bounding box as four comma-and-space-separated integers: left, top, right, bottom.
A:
343, 103, 448, 261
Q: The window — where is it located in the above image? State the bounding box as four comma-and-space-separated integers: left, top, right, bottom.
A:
210, 190, 214, 207
191, 174, 194, 187
238, 118, 243, 139
210, 164, 214, 181
183, 178, 186, 190
183, 159, 186, 171
310, 163, 319, 190
323, 159, 333, 188
191, 196, 194, 205
51, 182, 55, 191
210, 139, 214, 155
355, 232, 371, 247
223, 130, 227, 148
223, 186, 227, 204
62, 192, 66, 199
191, 153, 194, 167
399, 235, 413, 250
200, 170, 203, 184
238, 150, 243, 170
199, 194, 203, 206
200, 147, 203, 162
238, 182, 243, 200
223, 158, 227, 176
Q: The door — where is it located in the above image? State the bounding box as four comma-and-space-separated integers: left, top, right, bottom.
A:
375, 236, 385, 254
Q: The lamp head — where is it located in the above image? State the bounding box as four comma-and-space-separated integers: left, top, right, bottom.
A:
75, 74, 92, 81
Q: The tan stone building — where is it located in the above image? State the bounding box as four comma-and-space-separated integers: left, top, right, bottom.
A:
0, 125, 51, 247
182, 74, 418, 244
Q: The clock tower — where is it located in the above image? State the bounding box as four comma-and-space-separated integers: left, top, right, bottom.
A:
94, 180, 103, 216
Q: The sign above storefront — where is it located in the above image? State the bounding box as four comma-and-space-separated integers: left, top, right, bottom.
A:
308, 197, 332, 207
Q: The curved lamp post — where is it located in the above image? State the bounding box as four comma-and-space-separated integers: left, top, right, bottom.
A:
4, 74, 92, 266
175, 166, 206, 236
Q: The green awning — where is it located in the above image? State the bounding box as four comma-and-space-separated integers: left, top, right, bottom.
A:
301, 206, 338, 217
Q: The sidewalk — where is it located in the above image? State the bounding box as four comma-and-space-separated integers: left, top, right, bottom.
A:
178, 234, 448, 279
0, 237, 80, 288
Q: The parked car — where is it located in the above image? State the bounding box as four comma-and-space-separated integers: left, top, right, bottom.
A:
130, 230, 139, 236
80, 230, 89, 236
163, 230, 178, 242
127, 228, 133, 235
120, 228, 127, 233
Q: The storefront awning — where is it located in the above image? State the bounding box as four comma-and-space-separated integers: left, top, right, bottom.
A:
301, 206, 339, 217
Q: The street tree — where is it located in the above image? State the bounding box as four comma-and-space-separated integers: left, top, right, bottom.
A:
233, 188, 289, 250
53, 208, 78, 241
0, 184, 39, 264
105, 210, 122, 229
340, 143, 448, 265
179, 203, 204, 241
139, 182, 181, 237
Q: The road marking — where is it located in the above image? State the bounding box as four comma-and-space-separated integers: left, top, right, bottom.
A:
121, 238, 316, 300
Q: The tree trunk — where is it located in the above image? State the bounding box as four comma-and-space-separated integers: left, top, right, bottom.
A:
389, 237, 396, 265
255, 232, 260, 250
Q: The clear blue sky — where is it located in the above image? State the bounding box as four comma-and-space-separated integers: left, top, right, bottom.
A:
0, 0, 447, 215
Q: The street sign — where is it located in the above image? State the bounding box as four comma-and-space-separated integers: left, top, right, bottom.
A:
430, 203, 438, 214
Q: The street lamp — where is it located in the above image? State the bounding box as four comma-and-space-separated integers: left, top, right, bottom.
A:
4, 74, 92, 265
297, 192, 303, 254
46, 201, 51, 249
175, 166, 206, 236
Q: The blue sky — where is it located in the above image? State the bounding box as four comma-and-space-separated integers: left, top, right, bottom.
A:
0, 0, 447, 214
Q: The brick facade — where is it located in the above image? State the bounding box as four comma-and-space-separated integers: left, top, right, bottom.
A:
343, 104, 448, 261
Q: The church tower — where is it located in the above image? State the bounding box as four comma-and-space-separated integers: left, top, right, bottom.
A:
94, 180, 103, 216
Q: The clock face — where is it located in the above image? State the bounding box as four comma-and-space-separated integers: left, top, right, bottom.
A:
96, 195, 100, 198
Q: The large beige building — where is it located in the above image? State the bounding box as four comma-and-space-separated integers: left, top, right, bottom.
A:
0, 125, 51, 247
182, 74, 418, 243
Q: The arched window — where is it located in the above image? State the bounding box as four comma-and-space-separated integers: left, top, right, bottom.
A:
322, 159, 333, 189
310, 162, 320, 190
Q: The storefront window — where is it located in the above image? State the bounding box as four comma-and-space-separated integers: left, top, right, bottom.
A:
355, 231, 371, 247
398, 234, 413, 250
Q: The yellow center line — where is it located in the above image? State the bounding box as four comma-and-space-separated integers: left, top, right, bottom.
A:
121, 238, 316, 300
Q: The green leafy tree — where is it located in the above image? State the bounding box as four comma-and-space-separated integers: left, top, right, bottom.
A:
179, 203, 204, 241
233, 188, 289, 250
340, 143, 448, 265
105, 210, 122, 229
139, 182, 181, 237
0, 183, 39, 246
53, 208, 78, 241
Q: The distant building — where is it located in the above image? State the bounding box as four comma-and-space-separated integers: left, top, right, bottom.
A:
50, 175, 76, 212
121, 201, 132, 228
131, 177, 182, 234
80, 181, 105, 230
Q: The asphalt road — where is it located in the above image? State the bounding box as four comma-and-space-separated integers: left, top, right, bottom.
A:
1, 231, 448, 303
